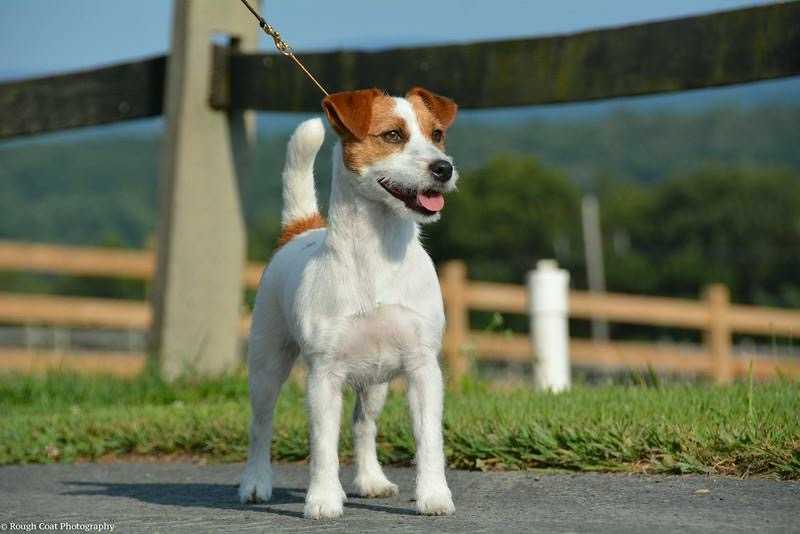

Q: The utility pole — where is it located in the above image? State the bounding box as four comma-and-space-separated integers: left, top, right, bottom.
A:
581, 195, 609, 341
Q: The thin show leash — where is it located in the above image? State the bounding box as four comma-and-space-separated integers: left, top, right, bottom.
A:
238, 0, 330, 97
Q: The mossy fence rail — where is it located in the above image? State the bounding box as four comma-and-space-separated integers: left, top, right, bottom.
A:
1, 2, 799, 379
3, 3, 800, 137
0, 241, 798, 382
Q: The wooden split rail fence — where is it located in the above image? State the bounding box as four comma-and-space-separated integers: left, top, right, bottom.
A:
1, 2, 799, 378
0, 241, 258, 377
440, 261, 800, 383
0, 241, 798, 381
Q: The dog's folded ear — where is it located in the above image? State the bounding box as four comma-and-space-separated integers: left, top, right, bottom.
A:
406, 87, 458, 129
322, 89, 383, 141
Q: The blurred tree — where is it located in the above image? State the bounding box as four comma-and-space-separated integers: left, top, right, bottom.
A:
247, 212, 281, 262
2, 106, 800, 310
602, 167, 800, 307
599, 178, 659, 296
426, 154, 582, 284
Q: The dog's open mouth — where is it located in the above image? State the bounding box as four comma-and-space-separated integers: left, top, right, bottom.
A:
377, 178, 444, 216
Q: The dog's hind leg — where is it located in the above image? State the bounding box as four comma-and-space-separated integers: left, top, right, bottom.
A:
239, 316, 296, 504
352, 383, 399, 498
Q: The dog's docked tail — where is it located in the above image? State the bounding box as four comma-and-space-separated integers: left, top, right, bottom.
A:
278, 118, 326, 247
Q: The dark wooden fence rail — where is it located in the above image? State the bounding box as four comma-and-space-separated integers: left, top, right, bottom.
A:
227, 2, 800, 111
2, 2, 799, 139
0, 57, 166, 139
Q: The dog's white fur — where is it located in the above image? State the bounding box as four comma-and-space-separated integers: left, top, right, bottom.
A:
239, 96, 457, 519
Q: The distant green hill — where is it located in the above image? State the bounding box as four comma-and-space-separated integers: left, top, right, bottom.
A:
1, 104, 798, 249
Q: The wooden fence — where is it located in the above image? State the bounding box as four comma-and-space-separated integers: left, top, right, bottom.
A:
0, 241, 798, 381
2, 1, 799, 378
2, 2, 799, 139
0, 241, 256, 377
439, 261, 800, 383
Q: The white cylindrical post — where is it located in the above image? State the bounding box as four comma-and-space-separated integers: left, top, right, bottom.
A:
528, 259, 571, 392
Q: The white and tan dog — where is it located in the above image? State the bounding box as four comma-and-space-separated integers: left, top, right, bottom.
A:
239, 87, 458, 519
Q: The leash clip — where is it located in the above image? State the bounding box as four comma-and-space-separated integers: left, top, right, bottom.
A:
239, 0, 329, 95
260, 21, 292, 57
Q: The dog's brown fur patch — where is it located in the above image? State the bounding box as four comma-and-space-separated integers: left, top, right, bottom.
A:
277, 213, 326, 247
322, 88, 383, 140
322, 87, 458, 174
406, 94, 445, 147
406, 87, 458, 131
341, 95, 406, 173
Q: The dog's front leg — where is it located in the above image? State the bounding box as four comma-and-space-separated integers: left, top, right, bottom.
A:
304, 365, 347, 519
407, 361, 455, 515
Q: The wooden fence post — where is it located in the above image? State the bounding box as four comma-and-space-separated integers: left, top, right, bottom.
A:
151, 0, 258, 380
704, 284, 732, 383
441, 261, 469, 383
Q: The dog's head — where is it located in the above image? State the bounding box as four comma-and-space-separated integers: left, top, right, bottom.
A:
322, 87, 458, 224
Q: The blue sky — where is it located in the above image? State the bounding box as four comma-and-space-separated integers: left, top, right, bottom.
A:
0, 0, 772, 80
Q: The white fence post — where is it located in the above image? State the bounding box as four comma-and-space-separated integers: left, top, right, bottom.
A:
528, 259, 571, 392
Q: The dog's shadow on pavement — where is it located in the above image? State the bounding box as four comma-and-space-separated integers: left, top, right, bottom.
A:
64, 481, 417, 519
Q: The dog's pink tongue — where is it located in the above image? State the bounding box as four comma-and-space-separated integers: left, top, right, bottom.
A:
417, 191, 444, 212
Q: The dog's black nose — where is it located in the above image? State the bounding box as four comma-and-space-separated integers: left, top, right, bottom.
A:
429, 160, 453, 182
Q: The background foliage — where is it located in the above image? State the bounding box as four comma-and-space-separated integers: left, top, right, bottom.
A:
1, 104, 799, 308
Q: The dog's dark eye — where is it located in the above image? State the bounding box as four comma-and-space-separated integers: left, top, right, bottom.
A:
381, 130, 403, 144
431, 129, 443, 143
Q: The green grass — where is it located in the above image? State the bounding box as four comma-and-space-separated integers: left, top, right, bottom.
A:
1, 371, 798, 479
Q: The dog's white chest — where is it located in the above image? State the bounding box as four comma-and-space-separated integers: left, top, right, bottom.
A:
333, 304, 426, 384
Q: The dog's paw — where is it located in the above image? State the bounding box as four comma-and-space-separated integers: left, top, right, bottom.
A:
304, 486, 345, 520
416, 486, 455, 516
238, 463, 272, 504
354, 475, 399, 498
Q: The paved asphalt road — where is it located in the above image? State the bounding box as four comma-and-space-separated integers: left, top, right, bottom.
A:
0, 463, 797, 533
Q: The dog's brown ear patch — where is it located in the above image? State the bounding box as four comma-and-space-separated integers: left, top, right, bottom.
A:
406, 87, 458, 129
322, 89, 383, 140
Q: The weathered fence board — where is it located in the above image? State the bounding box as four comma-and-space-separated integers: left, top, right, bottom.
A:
729, 304, 800, 338
0, 292, 150, 329
569, 339, 711, 374
466, 282, 528, 314
471, 333, 531, 363
569, 291, 709, 329
0, 56, 165, 139
452, 334, 800, 379
2, 3, 799, 139
0, 240, 265, 288
0, 349, 146, 377
226, 2, 800, 111
0, 291, 253, 335
0, 240, 154, 280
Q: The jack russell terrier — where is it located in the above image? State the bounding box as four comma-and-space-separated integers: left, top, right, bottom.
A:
239, 87, 458, 519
